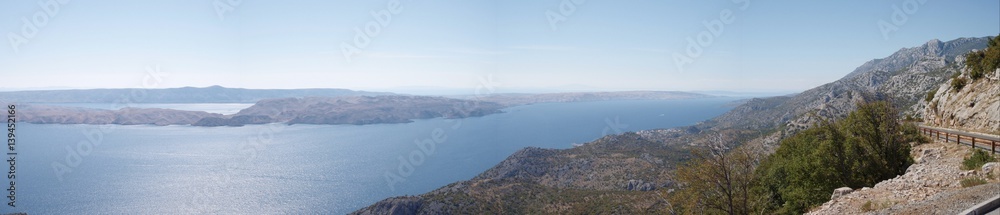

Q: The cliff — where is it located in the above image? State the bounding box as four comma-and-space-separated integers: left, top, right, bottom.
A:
925, 69, 1000, 135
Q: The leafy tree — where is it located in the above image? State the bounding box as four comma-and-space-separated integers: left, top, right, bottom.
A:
754, 101, 914, 214
965, 35, 1000, 80
967, 50, 985, 80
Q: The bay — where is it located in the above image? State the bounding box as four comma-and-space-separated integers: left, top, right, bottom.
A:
10, 98, 735, 214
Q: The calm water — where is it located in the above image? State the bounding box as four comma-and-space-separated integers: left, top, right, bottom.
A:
7, 99, 735, 214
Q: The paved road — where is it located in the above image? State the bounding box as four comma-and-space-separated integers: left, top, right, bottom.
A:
918, 125, 1000, 153
921, 125, 1000, 215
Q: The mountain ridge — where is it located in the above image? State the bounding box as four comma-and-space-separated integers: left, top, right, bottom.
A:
15, 91, 711, 126
351, 36, 993, 214
0, 85, 392, 103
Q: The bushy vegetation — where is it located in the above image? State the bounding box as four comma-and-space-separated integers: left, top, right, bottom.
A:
670, 101, 922, 214
925, 88, 937, 102
951, 76, 968, 92
902, 122, 929, 144
961, 149, 997, 170
960, 177, 988, 188
861, 200, 892, 212
965, 35, 1000, 81
754, 101, 916, 214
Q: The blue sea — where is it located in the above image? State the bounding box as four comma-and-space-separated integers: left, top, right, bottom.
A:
5, 98, 735, 214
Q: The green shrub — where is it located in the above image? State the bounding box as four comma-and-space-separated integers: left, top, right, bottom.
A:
965, 35, 1000, 81
967, 51, 985, 80
861, 201, 874, 212
960, 177, 988, 188
962, 149, 997, 170
902, 122, 929, 144
925, 88, 937, 102
951, 76, 967, 92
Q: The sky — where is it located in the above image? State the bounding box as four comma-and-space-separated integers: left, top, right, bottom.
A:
0, 0, 997, 94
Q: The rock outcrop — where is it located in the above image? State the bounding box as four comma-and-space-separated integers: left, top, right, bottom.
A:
925, 68, 1000, 134
831, 187, 854, 200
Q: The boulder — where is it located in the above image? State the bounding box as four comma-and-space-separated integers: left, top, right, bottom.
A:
625, 179, 656, 191
831, 187, 853, 200
982, 162, 1000, 175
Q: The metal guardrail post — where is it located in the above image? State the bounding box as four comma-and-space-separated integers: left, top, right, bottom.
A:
922, 126, 1000, 154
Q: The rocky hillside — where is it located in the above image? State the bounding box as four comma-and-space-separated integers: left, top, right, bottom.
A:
811, 36, 1000, 214
354, 132, 685, 214
809, 139, 1000, 214
925, 70, 1000, 135
352, 37, 993, 214
713, 37, 990, 150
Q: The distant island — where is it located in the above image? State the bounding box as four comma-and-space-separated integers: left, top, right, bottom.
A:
18, 105, 222, 125
193, 95, 505, 126
13, 87, 712, 126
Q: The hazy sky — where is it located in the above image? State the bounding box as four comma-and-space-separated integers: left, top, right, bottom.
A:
1, 0, 997, 94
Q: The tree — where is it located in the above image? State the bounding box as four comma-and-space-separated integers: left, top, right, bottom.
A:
671, 134, 768, 215
754, 101, 915, 214
965, 35, 1000, 80
840, 101, 913, 185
